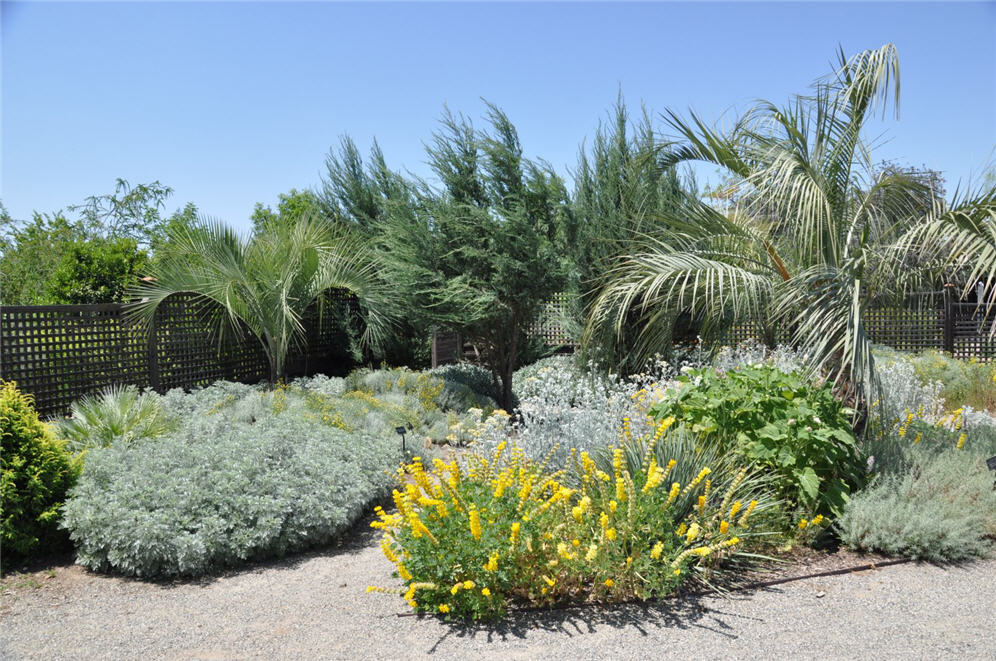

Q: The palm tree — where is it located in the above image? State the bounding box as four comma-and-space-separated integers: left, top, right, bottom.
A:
129, 214, 393, 386
586, 43, 996, 404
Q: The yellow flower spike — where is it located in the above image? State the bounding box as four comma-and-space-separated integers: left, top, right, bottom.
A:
510, 521, 521, 545
613, 447, 625, 478
957, 433, 966, 450
914, 432, 922, 444
571, 506, 584, 523
798, 519, 808, 530
543, 576, 556, 587
811, 514, 825, 526
738, 500, 758, 527
697, 495, 706, 516
685, 523, 700, 542
626, 556, 633, 567
729, 500, 742, 519
468, 506, 483, 540
450, 583, 460, 595
650, 541, 664, 560
397, 564, 412, 581
676, 522, 687, 536
606, 528, 618, 541
604, 578, 614, 588
703, 479, 711, 502
673, 569, 681, 577
599, 512, 610, 529
481, 587, 492, 597
380, 538, 399, 564
609, 500, 618, 513
585, 544, 599, 561
463, 580, 475, 590
484, 552, 499, 572
720, 520, 729, 535
572, 538, 581, 547
666, 482, 681, 507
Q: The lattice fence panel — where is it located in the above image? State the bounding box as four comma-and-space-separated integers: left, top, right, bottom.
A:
1, 291, 358, 418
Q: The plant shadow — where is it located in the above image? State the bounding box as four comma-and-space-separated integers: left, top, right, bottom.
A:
420, 591, 769, 653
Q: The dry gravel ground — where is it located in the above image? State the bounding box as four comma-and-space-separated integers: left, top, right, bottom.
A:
1, 526, 994, 661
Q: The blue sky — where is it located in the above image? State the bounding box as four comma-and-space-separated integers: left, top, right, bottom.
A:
2, 1, 994, 231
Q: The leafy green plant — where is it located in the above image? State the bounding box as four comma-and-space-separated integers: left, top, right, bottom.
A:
370, 437, 781, 620
648, 365, 862, 514
55, 385, 175, 453
0, 381, 81, 571
838, 447, 996, 561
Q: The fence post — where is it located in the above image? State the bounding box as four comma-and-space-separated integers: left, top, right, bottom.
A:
943, 284, 955, 355
147, 309, 161, 391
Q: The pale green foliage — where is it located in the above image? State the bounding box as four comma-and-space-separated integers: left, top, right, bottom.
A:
838, 448, 996, 561
56, 385, 174, 453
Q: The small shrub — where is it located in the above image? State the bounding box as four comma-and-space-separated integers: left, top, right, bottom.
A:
648, 365, 862, 514
56, 385, 175, 453
0, 381, 81, 570
430, 363, 500, 406
61, 395, 400, 578
838, 447, 996, 561
369, 437, 781, 620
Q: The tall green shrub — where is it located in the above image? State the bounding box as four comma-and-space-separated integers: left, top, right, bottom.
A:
0, 381, 80, 569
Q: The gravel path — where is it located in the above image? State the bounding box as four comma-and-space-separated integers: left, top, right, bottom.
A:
2, 526, 994, 661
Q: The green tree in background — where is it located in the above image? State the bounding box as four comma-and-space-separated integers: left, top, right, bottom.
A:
1, 181, 197, 305
573, 98, 688, 372
1, 209, 80, 304
320, 137, 433, 366
47, 237, 149, 304
250, 189, 320, 234
378, 104, 574, 408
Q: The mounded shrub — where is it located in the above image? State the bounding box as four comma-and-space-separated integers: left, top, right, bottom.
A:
61, 391, 400, 578
1, 381, 81, 570
429, 363, 500, 407
370, 435, 781, 620
838, 447, 996, 561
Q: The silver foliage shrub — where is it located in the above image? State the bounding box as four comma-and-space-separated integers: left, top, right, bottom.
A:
61, 388, 400, 578
837, 447, 996, 561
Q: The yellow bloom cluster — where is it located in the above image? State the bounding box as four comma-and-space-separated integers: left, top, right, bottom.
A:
374, 439, 761, 619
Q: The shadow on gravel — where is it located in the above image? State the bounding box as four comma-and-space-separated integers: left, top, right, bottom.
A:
420, 591, 771, 653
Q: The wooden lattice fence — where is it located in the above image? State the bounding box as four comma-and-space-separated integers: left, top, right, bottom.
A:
726, 289, 996, 361
0, 291, 359, 418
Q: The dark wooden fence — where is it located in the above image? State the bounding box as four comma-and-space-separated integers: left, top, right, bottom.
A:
0, 292, 359, 418
727, 289, 996, 361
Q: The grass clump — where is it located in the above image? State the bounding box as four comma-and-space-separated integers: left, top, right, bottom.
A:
55, 384, 175, 453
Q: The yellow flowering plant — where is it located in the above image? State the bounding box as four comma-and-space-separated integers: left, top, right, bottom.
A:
369, 434, 780, 620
